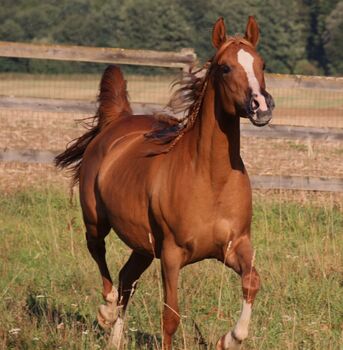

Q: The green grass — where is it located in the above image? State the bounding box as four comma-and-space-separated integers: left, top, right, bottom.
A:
0, 188, 342, 349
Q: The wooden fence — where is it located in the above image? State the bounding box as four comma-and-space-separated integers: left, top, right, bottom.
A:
0, 41, 196, 70
0, 41, 342, 192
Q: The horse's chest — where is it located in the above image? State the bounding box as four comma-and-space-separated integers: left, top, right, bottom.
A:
160, 188, 251, 252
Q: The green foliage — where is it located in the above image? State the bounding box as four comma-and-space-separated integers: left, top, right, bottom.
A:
302, 0, 341, 75
293, 59, 323, 75
175, 0, 218, 62
256, 0, 306, 73
0, 0, 341, 75
123, 0, 190, 52
323, 2, 343, 75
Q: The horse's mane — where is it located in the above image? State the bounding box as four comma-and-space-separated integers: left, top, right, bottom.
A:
145, 35, 253, 153
144, 62, 211, 153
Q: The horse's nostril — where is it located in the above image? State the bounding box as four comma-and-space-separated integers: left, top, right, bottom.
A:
252, 99, 259, 111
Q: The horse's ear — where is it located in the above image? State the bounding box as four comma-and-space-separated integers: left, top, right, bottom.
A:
212, 17, 227, 49
245, 16, 259, 47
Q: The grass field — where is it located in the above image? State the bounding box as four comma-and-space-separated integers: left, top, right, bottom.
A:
0, 188, 342, 349
0, 71, 342, 349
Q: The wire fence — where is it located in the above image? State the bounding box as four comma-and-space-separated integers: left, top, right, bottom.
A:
0, 71, 181, 104
0, 72, 342, 128
266, 74, 343, 128
0, 47, 342, 192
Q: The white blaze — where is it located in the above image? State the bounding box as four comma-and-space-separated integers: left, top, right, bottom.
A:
237, 49, 268, 112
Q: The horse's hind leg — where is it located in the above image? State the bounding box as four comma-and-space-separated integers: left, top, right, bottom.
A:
217, 236, 261, 350
108, 251, 153, 348
118, 251, 153, 312
85, 222, 119, 329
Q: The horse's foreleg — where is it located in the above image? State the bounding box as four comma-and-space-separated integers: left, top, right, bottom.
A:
217, 236, 261, 350
85, 226, 118, 329
108, 251, 154, 348
161, 245, 184, 350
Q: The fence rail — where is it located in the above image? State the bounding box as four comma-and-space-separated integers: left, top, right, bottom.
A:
0, 41, 196, 69
1, 96, 342, 140
1, 148, 342, 192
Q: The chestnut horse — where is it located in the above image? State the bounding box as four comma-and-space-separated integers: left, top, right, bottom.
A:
56, 16, 274, 349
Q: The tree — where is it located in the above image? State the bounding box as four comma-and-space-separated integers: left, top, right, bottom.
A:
302, 0, 340, 74
255, 0, 306, 73
323, 1, 343, 75
52, 0, 93, 45
176, 0, 217, 62
123, 0, 190, 51
0, 0, 339, 75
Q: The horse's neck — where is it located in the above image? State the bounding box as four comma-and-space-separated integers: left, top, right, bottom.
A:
191, 82, 244, 185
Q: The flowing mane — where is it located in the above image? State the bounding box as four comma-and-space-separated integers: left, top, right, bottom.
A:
145, 35, 254, 153
144, 61, 211, 152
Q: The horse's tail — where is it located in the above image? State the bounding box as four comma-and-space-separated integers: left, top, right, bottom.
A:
54, 65, 132, 185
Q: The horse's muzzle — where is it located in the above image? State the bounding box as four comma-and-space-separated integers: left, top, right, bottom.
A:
247, 91, 275, 127
249, 110, 272, 127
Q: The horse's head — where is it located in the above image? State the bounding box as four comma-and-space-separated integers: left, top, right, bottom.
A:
211, 16, 275, 127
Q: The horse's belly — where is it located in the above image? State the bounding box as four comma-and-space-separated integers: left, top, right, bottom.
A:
110, 220, 156, 257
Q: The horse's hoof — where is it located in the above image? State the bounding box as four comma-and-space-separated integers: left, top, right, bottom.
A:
216, 332, 242, 350
97, 304, 118, 329
97, 287, 119, 329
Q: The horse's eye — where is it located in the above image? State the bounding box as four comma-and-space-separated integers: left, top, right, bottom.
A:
221, 65, 231, 74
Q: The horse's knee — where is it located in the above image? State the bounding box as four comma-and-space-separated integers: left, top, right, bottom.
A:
242, 268, 260, 304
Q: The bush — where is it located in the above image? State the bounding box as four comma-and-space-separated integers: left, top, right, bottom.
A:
293, 59, 323, 76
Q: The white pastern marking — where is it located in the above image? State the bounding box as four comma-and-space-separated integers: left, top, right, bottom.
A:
221, 301, 252, 348
223, 332, 241, 349
237, 49, 268, 112
234, 300, 252, 340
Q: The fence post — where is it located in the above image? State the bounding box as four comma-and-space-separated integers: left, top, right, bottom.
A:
179, 48, 197, 75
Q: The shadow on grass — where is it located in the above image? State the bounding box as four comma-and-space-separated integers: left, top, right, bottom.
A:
25, 291, 104, 337
128, 331, 162, 350
193, 320, 208, 349
25, 292, 209, 349
127, 320, 208, 350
